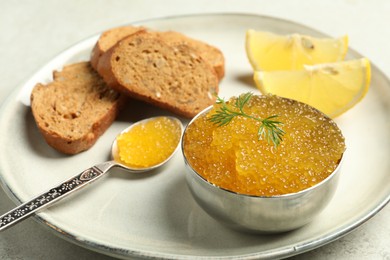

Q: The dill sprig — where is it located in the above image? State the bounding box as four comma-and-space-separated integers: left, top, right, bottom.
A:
208, 92, 285, 147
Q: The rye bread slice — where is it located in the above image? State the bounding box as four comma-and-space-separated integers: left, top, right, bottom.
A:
91, 26, 225, 81
159, 30, 225, 80
91, 25, 145, 70
96, 31, 219, 118
30, 61, 126, 154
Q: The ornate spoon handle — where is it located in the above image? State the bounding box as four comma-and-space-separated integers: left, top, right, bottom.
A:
0, 161, 116, 231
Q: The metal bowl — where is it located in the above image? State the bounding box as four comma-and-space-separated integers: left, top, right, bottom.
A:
181, 106, 343, 233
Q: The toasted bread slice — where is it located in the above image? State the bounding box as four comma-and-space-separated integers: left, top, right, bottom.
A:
91, 25, 145, 70
97, 31, 218, 118
31, 61, 126, 154
159, 30, 225, 80
91, 26, 225, 80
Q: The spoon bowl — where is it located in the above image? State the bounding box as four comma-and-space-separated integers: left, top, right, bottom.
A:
111, 116, 183, 172
0, 116, 183, 231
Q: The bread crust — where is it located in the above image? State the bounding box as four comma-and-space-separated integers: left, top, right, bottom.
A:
31, 62, 126, 154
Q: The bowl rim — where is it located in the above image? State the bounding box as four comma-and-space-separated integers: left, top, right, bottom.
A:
181, 98, 345, 199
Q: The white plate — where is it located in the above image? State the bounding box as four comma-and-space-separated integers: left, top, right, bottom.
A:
0, 13, 389, 259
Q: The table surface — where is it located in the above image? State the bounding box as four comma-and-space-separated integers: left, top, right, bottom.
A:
0, 1, 389, 259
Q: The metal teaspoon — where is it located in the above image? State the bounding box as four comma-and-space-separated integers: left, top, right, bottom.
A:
0, 116, 183, 231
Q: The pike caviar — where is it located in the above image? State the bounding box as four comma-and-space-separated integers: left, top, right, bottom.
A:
116, 117, 181, 168
183, 95, 345, 196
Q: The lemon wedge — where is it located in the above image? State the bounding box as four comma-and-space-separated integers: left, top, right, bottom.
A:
253, 58, 371, 117
246, 30, 349, 71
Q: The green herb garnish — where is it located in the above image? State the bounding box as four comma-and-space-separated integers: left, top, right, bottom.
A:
208, 92, 285, 147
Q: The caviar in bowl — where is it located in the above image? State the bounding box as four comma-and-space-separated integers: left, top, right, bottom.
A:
181, 94, 345, 233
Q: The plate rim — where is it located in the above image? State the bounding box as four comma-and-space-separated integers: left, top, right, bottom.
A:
0, 12, 389, 259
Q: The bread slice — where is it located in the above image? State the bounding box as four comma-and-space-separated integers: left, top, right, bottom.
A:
97, 31, 219, 118
91, 25, 145, 70
158, 30, 225, 80
31, 61, 126, 154
91, 26, 225, 81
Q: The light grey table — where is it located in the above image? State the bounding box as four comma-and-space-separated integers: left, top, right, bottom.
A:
1, 1, 389, 259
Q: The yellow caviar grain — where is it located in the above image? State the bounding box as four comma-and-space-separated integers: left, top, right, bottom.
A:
116, 117, 181, 168
183, 95, 346, 196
